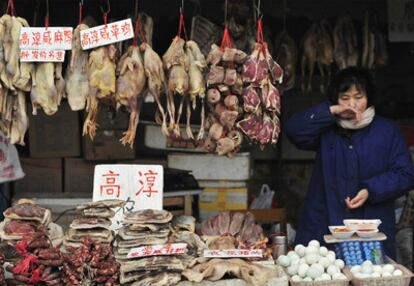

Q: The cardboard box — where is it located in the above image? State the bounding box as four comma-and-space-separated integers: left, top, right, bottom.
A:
199, 188, 248, 220
29, 102, 81, 158
83, 130, 136, 160
64, 158, 95, 195
14, 158, 62, 194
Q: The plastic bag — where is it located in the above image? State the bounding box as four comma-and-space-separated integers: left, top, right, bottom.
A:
250, 184, 274, 209
0, 133, 24, 184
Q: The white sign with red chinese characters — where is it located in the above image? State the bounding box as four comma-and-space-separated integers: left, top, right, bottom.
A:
20, 50, 65, 62
19, 27, 73, 50
93, 164, 163, 230
203, 249, 263, 258
127, 243, 187, 259
80, 19, 134, 50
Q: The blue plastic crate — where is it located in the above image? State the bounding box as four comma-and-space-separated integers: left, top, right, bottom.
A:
334, 240, 385, 266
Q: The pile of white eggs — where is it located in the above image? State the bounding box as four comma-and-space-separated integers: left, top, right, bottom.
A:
276, 240, 347, 282
350, 261, 403, 279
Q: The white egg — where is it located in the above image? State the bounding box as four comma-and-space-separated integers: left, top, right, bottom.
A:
303, 277, 313, 281
308, 240, 320, 248
328, 250, 336, 258
327, 265, 340, 276
319, 246, 329, 257
382, 272, 392, 278
350, 265, 362, 274
299, 258, 306, 264
298, 264, 309, 278
383, 264, 395, 273
393, 270, 403, 276
305, 246, 319, 256
305, 254, 320, 265
290, 260, 300, 267
287, 251, 297, 258
372, 265, 382, 274
291, 275, 302, 282
319, 257, 331, 268
320, 273, 331, 281
311, 263, 325, 274
306, 266, 323, 279
355, 273, 369, 279
326, 252, 336, 263
332, 273, 348, 280
362, 261, 373, 268
295, 244, 306, 257
371, 272, 381, 278
361, 265, 373, 275
334, 259, 345, 269
290, 254, 300, 264
287, 264, 299, 276
277, 255, 290, 267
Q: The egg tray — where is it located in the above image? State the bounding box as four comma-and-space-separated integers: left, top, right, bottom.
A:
335, 241, 385, 266
343, 264, 413, 286
288, 275, 351, 286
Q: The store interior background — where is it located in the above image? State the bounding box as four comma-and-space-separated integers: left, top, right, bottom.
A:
5, 0, 414, 259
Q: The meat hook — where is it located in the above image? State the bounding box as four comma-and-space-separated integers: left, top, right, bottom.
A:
100, 0, 111, 15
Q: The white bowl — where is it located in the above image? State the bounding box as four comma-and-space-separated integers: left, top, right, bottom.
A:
329, 225, 355, 239
343, 219, 381, 231
356, 229, 379, 238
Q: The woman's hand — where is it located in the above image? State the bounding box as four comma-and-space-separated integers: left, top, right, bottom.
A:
345, 189, 369, 209
330, 105, 362, 121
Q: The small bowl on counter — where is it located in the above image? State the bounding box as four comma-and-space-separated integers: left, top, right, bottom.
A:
329, 225, 355, 239
356, 229, 379, 238
343, 219, 381, 231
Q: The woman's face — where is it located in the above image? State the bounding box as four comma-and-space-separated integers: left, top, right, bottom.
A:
338, 84, 368, 115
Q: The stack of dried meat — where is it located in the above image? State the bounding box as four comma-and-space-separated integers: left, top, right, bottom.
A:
204, 43, 247, 157
238, 39, 283, 148
65, 199, 125, 246
116, 209, 184, 285
61, 236, 120, 285
2, 201, 65, 285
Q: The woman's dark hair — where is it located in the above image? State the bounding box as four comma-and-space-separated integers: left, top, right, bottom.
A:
327, 67, 376, 106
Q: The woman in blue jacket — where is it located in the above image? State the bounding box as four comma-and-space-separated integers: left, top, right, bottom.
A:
285, 67, 414, 258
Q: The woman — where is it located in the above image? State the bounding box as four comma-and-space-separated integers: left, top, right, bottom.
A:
285, 67, 414, 258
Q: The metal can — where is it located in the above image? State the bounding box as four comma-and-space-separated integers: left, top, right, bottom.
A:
270, 235, 287, 259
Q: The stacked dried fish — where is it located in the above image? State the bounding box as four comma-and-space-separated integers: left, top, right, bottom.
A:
65, 199, 126, 246
204, 44, 246, 157
116, 209, 185, 285
169, 215, 207, 269
0, 14, 32, 145
238, 41, 283, 148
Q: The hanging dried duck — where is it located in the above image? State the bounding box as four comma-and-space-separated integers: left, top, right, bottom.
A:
116, 9, 148, 148
65, 4, 90, 111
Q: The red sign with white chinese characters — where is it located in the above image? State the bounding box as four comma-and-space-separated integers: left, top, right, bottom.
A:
19, 27, 73, 50
127, 243, 187, 259
80, 19, 134, 50
93, 164, 163, 230
203, 249, 263, 258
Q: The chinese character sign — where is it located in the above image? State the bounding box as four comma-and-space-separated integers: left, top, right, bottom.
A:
127, 243, 187, 259
203, 249, 263, 258
93, 164, 163, 229
80, 19, 134, 50
19, 27, 73, 50
20, 50, 65, 62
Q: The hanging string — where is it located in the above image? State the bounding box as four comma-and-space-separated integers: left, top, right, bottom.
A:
177, 0, 188, 42
100, 0, 110, 27
133, 0, 146, 46
79, 0, 83, 25
45, 0, 49, 28
220, 0, 232, 50
6, 0, 16, 16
